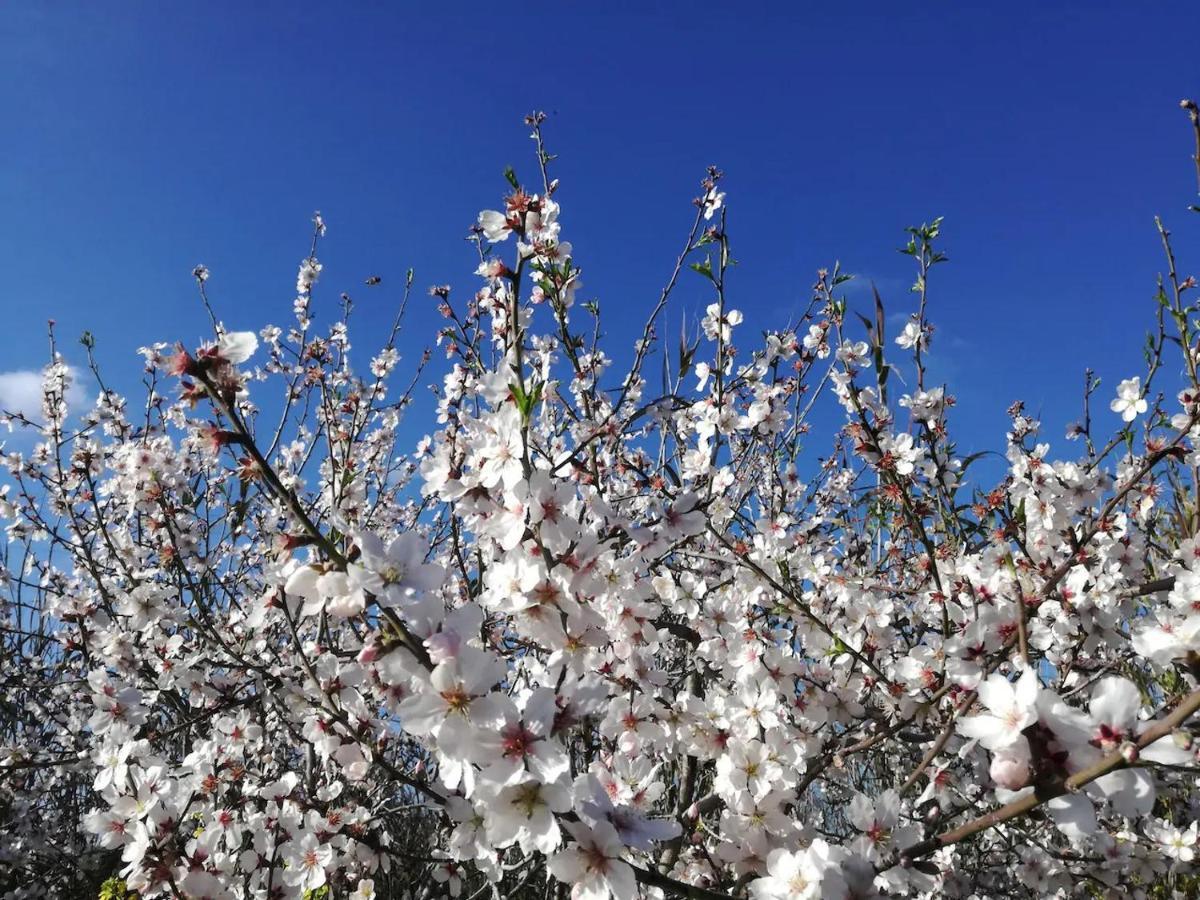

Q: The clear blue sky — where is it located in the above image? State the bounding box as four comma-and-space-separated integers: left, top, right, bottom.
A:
3, 2, 1199, 470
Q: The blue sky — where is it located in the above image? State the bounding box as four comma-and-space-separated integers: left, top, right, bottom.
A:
2, 2, 1199, 476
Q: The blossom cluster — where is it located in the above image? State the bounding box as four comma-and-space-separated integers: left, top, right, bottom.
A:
2, 115, 1200, 900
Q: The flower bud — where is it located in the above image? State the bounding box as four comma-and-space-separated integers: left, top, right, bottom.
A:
990, 736, 1032, 790
1119, 741, 1139, 764
167, 344, 200, 378
356, 639, 381, 664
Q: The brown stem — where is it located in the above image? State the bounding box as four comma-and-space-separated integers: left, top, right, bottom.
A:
1181, 99, 1200, 195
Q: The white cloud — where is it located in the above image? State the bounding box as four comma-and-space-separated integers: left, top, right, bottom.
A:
0, 367, 89, 424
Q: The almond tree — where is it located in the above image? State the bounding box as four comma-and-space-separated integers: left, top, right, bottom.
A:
3, 104, 1200, 900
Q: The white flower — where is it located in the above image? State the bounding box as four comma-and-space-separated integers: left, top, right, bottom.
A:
958, 669, 1039, 750
728, 682, 781, 739
714, 739, 781, 803
479, 776, 570, 855
703, 187, 725, 220
395, 648, 505, 758
1084, 677, 1142, 750
478, 209, 512, 242
803, 323, 829, 358
93, 741, 133, 792
350, 531, 443, 606
284, 832, 332, 892
181, 871, 230, 900
216, 330, 259, 364
895, 320, 926, 350
1110, 376, 1147, 422
296, 256, 322, 294
1147, 819, 1198, 862
836, 340, 870, 367
701, 303, 743, 342
749, 841, 845, 900
1132, 613, 1200, 665
879, 431, 924, 476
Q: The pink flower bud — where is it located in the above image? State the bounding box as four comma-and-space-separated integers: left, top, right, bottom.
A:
990, 737, 1032, 790
167, 344, 199, 378
357, 639, 381, 664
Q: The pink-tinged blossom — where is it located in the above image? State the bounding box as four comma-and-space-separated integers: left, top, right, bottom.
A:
396, 647, 505, 759
547, 820, 635, 900
284, 832, 333, 892
471, 689, 569, 786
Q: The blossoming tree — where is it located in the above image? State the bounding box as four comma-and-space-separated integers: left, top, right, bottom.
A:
5, 104, 1200, 900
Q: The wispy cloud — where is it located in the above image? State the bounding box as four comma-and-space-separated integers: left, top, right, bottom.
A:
0, 367, 89, 424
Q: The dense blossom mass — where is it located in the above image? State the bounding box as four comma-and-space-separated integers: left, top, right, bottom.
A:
3, 110, 1200, 900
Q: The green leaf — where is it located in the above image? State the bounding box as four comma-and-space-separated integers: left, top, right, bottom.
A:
503, 166, 520, 191
689, 255, 715, 282
510, 381, 543, 424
